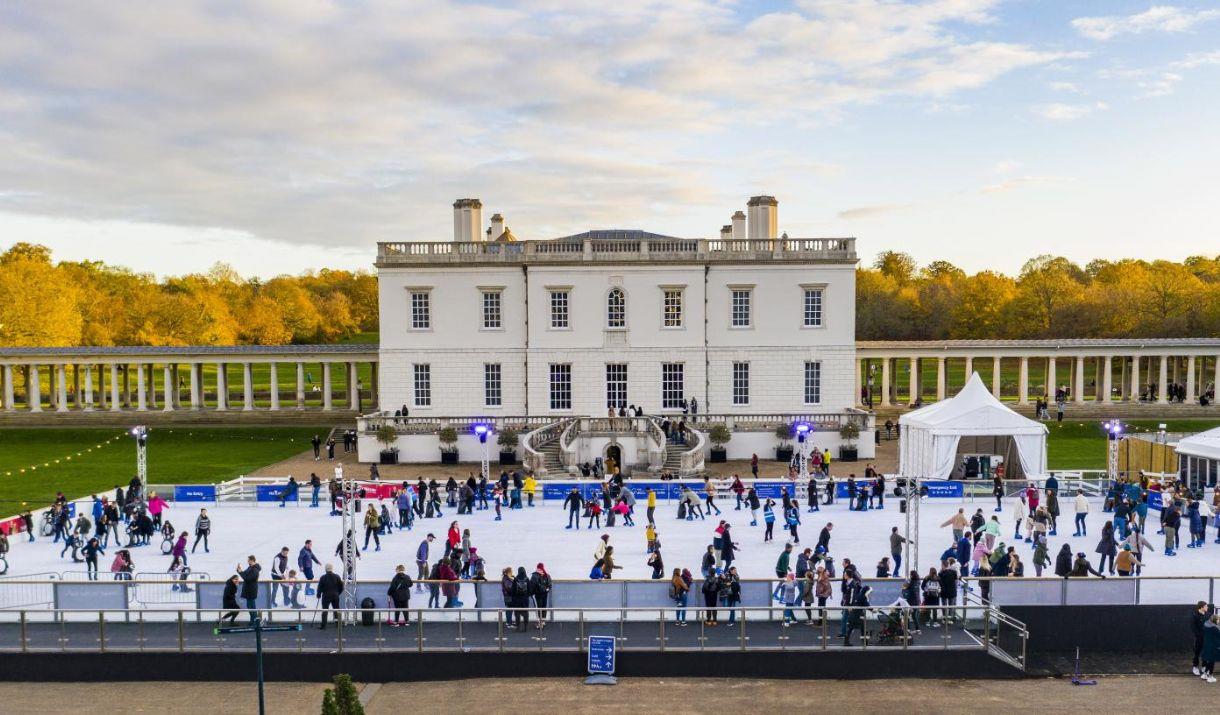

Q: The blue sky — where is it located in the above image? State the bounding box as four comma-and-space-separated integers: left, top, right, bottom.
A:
0, 1, 1217, 277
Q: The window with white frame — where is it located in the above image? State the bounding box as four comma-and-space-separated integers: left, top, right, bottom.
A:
732, 362, 750, 405
731, 289, 752, 327
661, 362, 684, 409
409, 291, 431, 330
803, 288, 823, 327
413, 364, 431, 407
550, 290, 570, 329
606, 288, 626, 329
484, 363, 502, 407
549, 363, 572, 410
482, 290, 502, 329
662, 288, 683, 328
605, 363, 627, 408
804, 361, 822, 405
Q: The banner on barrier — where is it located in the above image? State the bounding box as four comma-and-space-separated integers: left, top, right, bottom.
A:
256, 484, 297, 502
925, 481, 965, 499
1147, 491, 1163, 511
174, 485, 217, 503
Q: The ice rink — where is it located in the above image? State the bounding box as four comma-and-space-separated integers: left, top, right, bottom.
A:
5, 491, 1218, 604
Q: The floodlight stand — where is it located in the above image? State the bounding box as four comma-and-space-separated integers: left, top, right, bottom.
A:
479, 433, 490, 483
339, 469, 358, 619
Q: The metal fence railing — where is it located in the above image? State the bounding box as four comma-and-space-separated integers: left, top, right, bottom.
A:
0, 604, 1023, 668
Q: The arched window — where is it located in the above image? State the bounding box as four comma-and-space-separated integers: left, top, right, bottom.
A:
606, 288, 626, 329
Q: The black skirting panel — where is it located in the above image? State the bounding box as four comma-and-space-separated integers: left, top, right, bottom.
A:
1004, 604, 1196, 654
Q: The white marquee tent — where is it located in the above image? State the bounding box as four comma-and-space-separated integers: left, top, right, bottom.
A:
1176, 426, 1220, 461
899, 372, 1048, 481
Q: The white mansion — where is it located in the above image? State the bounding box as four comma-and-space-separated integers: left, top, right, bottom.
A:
375, 196, 858, 421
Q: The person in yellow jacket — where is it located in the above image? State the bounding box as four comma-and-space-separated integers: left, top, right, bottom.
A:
645, 524, 657, 553
646, 488, 657, 528
523, 474, 537, 507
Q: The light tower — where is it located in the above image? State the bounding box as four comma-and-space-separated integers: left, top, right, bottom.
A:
1103, 419, 1124, 483
130, 425, 148, 488
473, 424, 493, 483
794, 423, 811, 485
337, 462, 358, 616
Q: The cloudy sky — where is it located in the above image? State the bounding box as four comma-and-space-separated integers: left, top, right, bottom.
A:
1, 1, 1218, 277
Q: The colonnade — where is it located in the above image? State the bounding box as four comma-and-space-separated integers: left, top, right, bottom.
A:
856, 350, 1220, 407
0, 360, 377, 413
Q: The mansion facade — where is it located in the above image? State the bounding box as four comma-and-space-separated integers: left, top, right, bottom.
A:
376, 196, 859, 418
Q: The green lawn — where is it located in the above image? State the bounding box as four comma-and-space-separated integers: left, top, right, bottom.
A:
1046, 419, 1220, 470
0, 426, 327, 509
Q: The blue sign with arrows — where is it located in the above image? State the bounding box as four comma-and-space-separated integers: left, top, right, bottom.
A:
587, 635, 616, 675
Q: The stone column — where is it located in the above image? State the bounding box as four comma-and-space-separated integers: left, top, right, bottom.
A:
109, 365, 120, 411
73, 366, 82, 409
28, 365, 42, 411
322, 363, 333, 411
242, 362, 254, 411
963, 356, 973, 382
908, 357, 918, 404
1130, 356, 1141, 401
1157, 355, 1168, 403
348, 362, 360, 410
83, 365, 94, 411
1018, 357, 1029, 405
370, 361, 379, 410
1214, 356, 1220, 403
1102, 356, 1113, 403
855, 359, 863, 406
269, 363, 280, 410
295, 362, 305, 409
991, 357, 1002, 398
162, 365, 174, 411
216, 363, 228, 411
880, 358, 891, 407
122, 365, 130, 408
189, 363, 201, 409
2, 364, 13, 411
56, 364, 68, 412
1046, 357, 1056, 400
935, 357, 946, 401
1074, 356, 1085, 404
1186, 355, 1196, 401
135, 364, 147, 411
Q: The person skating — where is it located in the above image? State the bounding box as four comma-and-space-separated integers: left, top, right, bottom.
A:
278, 477, 298, 507
1073, 489, 1089, 536
747, 488, 760, 526
82, 536, 104, 580
762, 499, 776, 542
297, 539, 321, 595
269, 546, 290, 607
309, 473, 321, 508
1069, 552, 1105, 578
817, 523, 833, 553
647, 544, 665, 579
190, 509, 211, 553
890, 526, 907, 574
362, 504, 381, 551
1095, 521, 1118, 574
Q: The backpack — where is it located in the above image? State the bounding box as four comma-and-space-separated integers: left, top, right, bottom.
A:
923, 579, 941, 597
512, 578, 529, 598
668, 583, 679, 600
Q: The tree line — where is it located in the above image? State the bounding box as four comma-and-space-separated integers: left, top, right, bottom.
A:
0, 243, 376, 347
4, 242, 1219, 346
858, 251, 1220, 340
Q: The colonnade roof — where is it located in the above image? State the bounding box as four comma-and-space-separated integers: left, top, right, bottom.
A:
1, 345, 376, 358
859, 338, 1220, 350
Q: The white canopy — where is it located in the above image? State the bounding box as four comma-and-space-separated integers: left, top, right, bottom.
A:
899, 372, 1048, 480
1176, 426, 1220, 461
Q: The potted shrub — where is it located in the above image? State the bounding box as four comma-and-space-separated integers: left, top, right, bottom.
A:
376, 424, 399, 465
774, 422, 794, 463
438, 426, 459, 464
838, 422, 861, 462
707, 423, 731, 463
497, 428, 519, 465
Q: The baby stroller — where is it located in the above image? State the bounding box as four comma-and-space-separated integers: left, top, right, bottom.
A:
874, 608, 909, 645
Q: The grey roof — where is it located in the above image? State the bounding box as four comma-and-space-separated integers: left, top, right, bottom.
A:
1, 344, 376, 357
549, 229, 684, 242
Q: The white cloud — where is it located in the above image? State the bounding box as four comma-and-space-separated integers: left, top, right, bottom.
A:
980, 175, 1075, 194
1032, 101, 1109, 121
1048, 81, 1082, 93
1072, 5, 1220, 41
1171, 50, 1220, 69
837, 204, 911, 220
0, 1, 1083, 257
992, 159, 1023, 174
1138, 72, 1184, 97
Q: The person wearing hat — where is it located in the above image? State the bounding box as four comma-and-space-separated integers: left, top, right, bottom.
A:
701, 568, 722, 626
1069, 551, 1105, 578
1115, 543, 1142, 576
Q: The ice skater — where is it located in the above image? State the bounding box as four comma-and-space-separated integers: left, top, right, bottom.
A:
298, 539, 321, 595
564, 488, 583, 530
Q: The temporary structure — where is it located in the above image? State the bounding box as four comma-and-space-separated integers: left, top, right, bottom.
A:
1174, 426, 1220, 490
899, 372, 1048, 481
1176, 426, 1220, 461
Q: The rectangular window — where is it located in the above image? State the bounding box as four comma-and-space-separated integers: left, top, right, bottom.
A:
605, 363, 627, 408
804, 361, 821, 405
732, 362, 750, 405
663, 289, 683, 328
661, 362, 684, 409
413, 364, 431, 407
484, 363, 502, 407
803, 288, 823, 327
482, 291, 502, 329
549, 363, 572, 410
550, 290, 569, 329
410, 291, 431, 330
731, 289, 752, 327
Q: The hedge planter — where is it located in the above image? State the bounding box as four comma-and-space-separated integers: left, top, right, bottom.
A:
379, 449, 400, 465
775, 446, 793, 463
709, 447, 727, 463
499, 451, 517, 466
839, 447, 858, 462
440, 450, 459, 465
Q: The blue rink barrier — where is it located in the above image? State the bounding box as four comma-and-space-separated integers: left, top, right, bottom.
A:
924, 481, 965, 499
257, 485, 298, 502
174, 485, 217, 503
